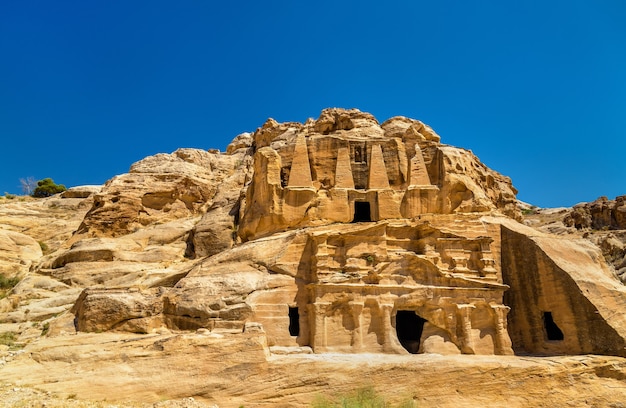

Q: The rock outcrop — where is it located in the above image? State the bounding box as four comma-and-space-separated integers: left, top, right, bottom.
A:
523, 196, 626, 283
564, 195, 626, 230
1, 108, 626, 407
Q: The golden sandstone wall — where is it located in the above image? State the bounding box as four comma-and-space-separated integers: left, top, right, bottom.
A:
238, 108, 519, 241
53, 108, 626, 357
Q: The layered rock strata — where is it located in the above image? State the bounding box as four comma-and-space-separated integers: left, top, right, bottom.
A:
33, 108, 623, 358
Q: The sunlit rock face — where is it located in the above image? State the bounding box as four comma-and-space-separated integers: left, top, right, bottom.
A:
66, 109, 626, 357
238, 108, 519, 242
6, 108, 626, 360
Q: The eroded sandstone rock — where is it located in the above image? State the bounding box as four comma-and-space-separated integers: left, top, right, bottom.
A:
3, 108, 626, 380
76, 148, 242, 239
52, 109, 626, 359
564, 195, 626, 230
238, 108, 519, 241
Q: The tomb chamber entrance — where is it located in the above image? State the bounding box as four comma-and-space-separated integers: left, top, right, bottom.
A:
395, 310, 427, 354
352, 201, 372, 222
543, 311, 564, 341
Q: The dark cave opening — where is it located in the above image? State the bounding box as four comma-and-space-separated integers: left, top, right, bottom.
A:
396, 310, 427, 354
352, 201, 372, 223
543, 311, 564, 341
289, 306, 300, 337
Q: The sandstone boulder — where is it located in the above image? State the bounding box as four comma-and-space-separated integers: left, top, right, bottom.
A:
60, 185, 102, 198
77, 148, 240, 237
565, 195, 626, 230
0, 230, 41, 276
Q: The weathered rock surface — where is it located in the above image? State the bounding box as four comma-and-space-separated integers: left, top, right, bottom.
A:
0, 196, 93, 324
565, 195, 626, 230
1, 332, 626, 408
238, 108, 519, 241
490, 216, 626, 355
60, 185, 102, 198
76, 148, 246, 241
1, 108, 626, 407
522, 196, 626, 283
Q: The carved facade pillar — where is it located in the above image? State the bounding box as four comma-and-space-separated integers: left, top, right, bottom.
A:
442, 303, 459, 344
308, 302, 330, 352
379, 300, 395, 352
349, 301, 364, 351
490, 304, 514, 355
456, 304, 476, 354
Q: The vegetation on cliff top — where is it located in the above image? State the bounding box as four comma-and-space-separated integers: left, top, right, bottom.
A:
32, 178, 67, 198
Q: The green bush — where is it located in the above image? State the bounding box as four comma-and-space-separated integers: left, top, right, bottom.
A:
0, 275, 19, 300
32, 178, 67, 198
0, 275, 19, 290
0, 332, 17, 348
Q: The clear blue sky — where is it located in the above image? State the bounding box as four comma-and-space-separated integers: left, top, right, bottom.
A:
1, 1, 624, 207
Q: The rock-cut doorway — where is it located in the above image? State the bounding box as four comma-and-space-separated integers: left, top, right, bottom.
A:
396, 310, 427, 354
352, 201, 372, 222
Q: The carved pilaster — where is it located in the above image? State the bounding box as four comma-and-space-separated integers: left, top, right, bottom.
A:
380, 302, 394, 352
490, 304, 514, 355
349, 301, 364, 351
456, 304, 476, 354
309, 302, 330, 352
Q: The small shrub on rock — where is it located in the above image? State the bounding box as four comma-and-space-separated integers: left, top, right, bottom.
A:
32, 178, 67, 198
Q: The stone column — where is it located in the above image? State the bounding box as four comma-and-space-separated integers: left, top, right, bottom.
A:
490, 304, 514, 355
442, 303, 458, 344
309, 302, 329, 352
349, 301, 364, 351
298, 303, 310, 347
380, 301, 395, 352
456, 304, 476, 354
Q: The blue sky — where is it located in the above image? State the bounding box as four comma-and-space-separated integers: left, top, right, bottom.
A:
1, 1, 624, 207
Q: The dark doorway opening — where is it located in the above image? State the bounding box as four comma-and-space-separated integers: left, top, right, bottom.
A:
353, 201, 372, 223
543, 311, 564, 341
396, 310, 427, 354
288, 306, 300, 337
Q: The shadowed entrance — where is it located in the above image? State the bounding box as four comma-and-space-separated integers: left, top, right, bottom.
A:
289, 306, 300, 337
396, 310, 427, 354
543, 311, 564, 341
352, 201, 372, 222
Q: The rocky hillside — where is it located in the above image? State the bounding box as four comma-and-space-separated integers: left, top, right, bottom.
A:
522, 196, 626, 282
1, 108, 626, 407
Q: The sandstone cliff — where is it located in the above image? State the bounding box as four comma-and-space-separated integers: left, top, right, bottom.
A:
523, 195, 626, 283
1, 108, 626, 407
